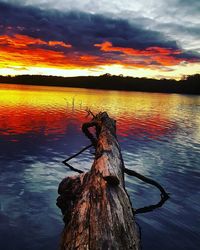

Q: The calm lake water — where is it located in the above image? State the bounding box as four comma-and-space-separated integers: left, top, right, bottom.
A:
0, 83, 200, 250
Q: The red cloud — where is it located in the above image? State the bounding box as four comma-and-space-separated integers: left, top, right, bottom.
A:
0, 34, 103, 68
48, 40, 72, 48
0, 34, 197, 70
0, 34, 72, 49
94, 41, 185, 66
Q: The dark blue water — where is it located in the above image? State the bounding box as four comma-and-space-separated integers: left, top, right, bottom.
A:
0, 84, 200, 249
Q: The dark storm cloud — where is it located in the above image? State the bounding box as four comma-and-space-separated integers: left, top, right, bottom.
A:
0, 0, 200, 66
176, 0, 200, 11
0, 1, 179, 52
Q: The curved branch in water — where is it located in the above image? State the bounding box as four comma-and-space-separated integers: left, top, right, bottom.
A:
62, 144, 93, 173
62, 144, 93, 164
124, 167, 169, 214
134, 194, 169, 214
62, 161, 84, 174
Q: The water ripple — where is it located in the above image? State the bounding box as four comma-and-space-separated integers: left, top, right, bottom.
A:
0, 84, 200, 250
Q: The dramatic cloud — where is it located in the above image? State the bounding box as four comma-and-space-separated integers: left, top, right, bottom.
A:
0, 33, 107, 69
0, 2, 179, 50
1, 0, 199, 51
0, 0, 199, 78
95, 41, 184, 66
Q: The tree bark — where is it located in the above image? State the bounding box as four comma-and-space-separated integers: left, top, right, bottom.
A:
57, 112, 141, 250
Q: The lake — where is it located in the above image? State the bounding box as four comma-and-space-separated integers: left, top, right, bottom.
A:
0, 83, 199, 250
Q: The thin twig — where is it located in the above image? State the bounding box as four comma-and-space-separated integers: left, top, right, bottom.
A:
63, 162, 84, 174
62, 144, 93, 173
62, 144, 93, 163
86, 108, 95, 118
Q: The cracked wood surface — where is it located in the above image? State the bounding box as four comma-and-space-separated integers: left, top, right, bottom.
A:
57, 112, 140, 250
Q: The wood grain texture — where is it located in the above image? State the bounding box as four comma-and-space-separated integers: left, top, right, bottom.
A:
57, 112, 140, 250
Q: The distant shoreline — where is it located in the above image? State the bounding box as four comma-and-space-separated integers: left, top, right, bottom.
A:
0, 74, 199, 95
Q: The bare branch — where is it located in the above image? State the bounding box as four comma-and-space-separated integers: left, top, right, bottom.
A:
85, 107, 96, 118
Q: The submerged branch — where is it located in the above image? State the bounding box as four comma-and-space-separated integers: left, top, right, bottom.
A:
134, 195, 169, 214
62, 161, 84, 174
62, 144, 93, 173
62, 144, 93, 164
124, 167, 169, 214
124, 168, 169, 197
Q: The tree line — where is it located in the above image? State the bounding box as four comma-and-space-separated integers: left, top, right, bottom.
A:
0, 74, 199, 94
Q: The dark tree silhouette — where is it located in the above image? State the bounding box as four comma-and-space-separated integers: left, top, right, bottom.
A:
0, 74, 199, 94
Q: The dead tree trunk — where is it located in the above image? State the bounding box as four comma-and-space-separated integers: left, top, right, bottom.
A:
57, 112, 141, 250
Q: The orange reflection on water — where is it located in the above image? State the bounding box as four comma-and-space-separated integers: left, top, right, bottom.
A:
0, 84, 88, 136
0, 84, 177, 138
117, 114, 174, 139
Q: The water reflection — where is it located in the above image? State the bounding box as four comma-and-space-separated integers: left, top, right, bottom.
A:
0, 83, 200, 250
0, 84, 178, 138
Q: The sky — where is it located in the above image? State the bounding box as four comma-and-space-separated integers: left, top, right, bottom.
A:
0, 0, 200, 79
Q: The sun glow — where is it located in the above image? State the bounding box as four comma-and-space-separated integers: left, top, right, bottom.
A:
0, 33, 199, 79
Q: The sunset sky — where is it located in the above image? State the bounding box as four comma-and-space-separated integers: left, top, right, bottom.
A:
0, 0, 200, 79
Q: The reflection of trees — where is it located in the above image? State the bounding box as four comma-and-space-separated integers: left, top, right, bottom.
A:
0, 74, 199, 94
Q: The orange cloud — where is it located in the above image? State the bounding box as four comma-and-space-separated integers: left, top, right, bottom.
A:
0, 34, 104, 69
48, 40, 72, 48
0, 34, 195, 72
95, 41, 184, 66
0, 34, 72, 49
0, 34, 45, 49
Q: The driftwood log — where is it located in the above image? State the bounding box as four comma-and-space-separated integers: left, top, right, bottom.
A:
57, 112, 141, 250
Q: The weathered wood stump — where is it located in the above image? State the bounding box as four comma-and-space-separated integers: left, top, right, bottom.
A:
57, 112, 141, 250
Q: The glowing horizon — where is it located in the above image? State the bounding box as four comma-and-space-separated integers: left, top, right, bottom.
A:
0, 1, 200, 79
